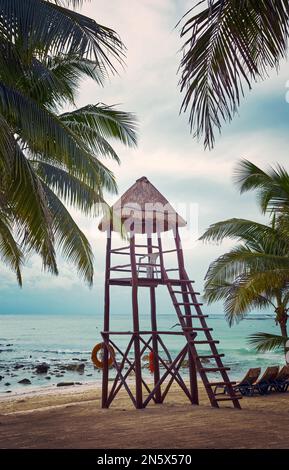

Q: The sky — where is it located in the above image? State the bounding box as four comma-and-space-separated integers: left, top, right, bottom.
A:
1, 0, 289, 316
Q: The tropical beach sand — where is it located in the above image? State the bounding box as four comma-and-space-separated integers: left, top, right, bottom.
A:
0, 382, 289, 449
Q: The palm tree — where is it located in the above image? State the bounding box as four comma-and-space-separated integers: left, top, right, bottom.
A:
200, 159, 289, 360
0, 2, 137, 285
201, 218, 289, 337
178, 1, 289, 149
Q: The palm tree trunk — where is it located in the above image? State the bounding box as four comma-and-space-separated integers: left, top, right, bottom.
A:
275, 298, 288, 363
279, 321, 289, 364
279, 321, 288, 338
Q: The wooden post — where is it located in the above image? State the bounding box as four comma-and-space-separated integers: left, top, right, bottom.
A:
175, 228, 199, 405
130, 234, 143, 408
102, 228, 111, 408
147, 235, 162, 403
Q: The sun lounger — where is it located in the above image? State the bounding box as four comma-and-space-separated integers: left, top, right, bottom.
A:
214, 367, 261, 396
251, 366, 279, 395
234, 367, 262, 396
270, 365, 289, 393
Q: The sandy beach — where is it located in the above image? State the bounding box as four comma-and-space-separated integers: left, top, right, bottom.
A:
1, 381, 289, 449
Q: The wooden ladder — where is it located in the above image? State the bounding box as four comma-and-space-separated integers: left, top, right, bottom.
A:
164, 269, 241, 409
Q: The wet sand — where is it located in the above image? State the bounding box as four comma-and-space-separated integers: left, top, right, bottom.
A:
0, 382, 289, 448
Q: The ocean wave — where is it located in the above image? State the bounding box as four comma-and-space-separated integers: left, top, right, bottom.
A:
244, 316, 274, 320
33, 349, 91, 355
221, 347, 252, 355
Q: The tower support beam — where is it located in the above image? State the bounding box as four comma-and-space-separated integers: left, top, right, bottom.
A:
102, 229, 111, 408
148, 236, 162, 403
130, 234, 143, 408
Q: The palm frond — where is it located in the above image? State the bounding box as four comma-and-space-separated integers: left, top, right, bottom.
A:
234, 159, 289, 214
59, 118, 120, 162
42, 182, 94, 286
200, 217, 289, 254
248, 332, 288, 353
59, 104, 138, 148
0, 214, 23, 285
178, 1, 289, 148
9, 144, 58, 274
204, 244, 289, 285
0, 81, 117, 193
0, 0, 124, 72
33, 161, 106, 214
28, 55, 106, 109
204, 275, 274, 325
225, 279, 274, 326
0, 114, 15, 173
0, 37, 106, 109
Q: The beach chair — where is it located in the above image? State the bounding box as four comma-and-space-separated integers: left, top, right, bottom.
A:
270, 365, 289, 393
251, 366, 280, 395
234, 367, 262, 396
214, 367, 261, 396
137, 252, 159, 278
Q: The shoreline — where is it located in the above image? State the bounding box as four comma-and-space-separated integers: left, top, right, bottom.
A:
0, 380, 99, 402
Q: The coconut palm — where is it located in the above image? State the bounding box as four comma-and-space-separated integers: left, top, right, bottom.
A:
178, 1, 289, 149
200, 159, 289, 360
201, 218, 289, 338
0, 51, 137, 285
0, 3, 137, 285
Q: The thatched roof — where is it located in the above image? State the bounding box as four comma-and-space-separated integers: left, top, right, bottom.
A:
99, 176, 187, 234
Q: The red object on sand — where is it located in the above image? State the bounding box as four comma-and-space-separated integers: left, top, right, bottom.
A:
149, 351, 154, 373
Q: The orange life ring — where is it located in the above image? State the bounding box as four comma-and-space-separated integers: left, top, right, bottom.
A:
91, 343, 115, 369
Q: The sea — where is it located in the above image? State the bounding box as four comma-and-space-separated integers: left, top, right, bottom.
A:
0, 312, 284, 395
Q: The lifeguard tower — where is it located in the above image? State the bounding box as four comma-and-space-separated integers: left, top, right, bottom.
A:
97, 177, 241, 409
